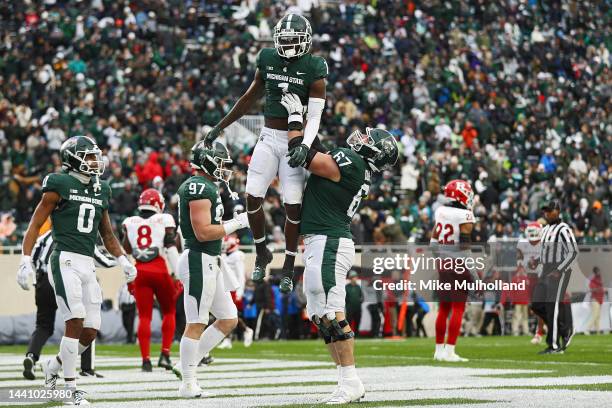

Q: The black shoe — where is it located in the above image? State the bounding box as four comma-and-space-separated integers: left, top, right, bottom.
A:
22, 355, 35, 380
142, 359, 153, 372
538, 347, 556, 355
199, 354, 214, 366
79, 369, 104, 378
252, 248, 273, 282
158, 353, 172, 370
562, 329, 576, 351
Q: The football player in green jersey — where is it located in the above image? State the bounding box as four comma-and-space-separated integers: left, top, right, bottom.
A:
173, 140, 250, 398
18, 136, 137, 405
203, 14, 328, 292
280, 93, 399, 404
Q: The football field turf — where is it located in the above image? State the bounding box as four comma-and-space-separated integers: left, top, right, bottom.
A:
0, 335, 610, 407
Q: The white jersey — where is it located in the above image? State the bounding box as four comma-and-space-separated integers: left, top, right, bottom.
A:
432, 205, 475, 245
221, 249, 246, 298
517, 238, 542, 276
123, 213, 175, 262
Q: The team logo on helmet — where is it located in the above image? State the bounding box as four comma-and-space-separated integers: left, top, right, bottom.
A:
525, 222, 542, 242
273, 14, 312, 59
444, 180, 474, 210
347, 127, 399, 172
190, 140, 233, 184
138, 188, 165, 214
60, 136, 105, 177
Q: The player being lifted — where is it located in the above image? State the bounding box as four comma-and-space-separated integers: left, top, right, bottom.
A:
280, 93, 399, 403
18, 136, 137, 405
174, 141, 250, 398
122, 188, 180, 372
431, 180, 475, 362
204, 14, 327, 291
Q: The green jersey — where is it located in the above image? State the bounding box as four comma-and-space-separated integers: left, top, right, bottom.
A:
301, 148, 370, 239
256, 47, 328, 118
42, 172, 111, 257
177, 175, 224, 255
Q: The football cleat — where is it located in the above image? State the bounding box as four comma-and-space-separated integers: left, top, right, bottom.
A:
69, 389, 90, 405
538, 347, 562, 355
251, 249, 273, 282
217, 338, 232, 349
530, 334, 542, 345
79, 369, 104, 378
243, 328, 254, 348
279, 276, 294, 293
142, 359, 153, 372
326, 378, 365, 405
22, 355, 35, 380
42, 358, 59, 390
178, 381, 211, 398
199, 354, 214, 366
172, 363, 182, 380
433, 350, 446, 361
443, 352, 469, 362
158, 353, 172, 370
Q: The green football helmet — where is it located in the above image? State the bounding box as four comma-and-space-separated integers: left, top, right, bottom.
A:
190, 140, 233, 183
273, 14, 312, 59
60, 136, 105, 176
347, 127, 399, 172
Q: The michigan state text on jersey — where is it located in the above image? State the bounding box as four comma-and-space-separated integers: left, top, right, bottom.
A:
18, 136, 136, 405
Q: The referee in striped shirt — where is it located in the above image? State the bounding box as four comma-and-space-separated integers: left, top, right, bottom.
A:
18, 231, 116, 379
531, 199, 578, 354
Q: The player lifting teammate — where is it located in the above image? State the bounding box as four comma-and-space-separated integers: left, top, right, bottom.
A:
19, 136, 137, 405
281, 92, 399, 403
431, 180, 476, 362
203, 14, 328, 292
122, 188, 180, 371
173, 140, 250, 398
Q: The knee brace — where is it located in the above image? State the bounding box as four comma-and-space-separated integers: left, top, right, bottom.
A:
312, 315, 333, 344
330, 319, 355, 342
246, 195, 263, 214
284, 204, 301, 225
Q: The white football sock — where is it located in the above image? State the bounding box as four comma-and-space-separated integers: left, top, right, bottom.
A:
78, 343, 90, 355
336, 365, 341, 384
340, 365, 357, 380
59, 337, 79, 380
446, 344, 455, 354
197, 325, 226, 360
48, 355, 62, 375
180, 337, 200, 383
435, 343, 445, 354
65, 379, 76, 390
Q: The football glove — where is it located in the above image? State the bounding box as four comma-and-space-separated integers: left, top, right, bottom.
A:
280, 93, 305, 130
118, 255, 137, 283
17, 255, 35, 291
287, 144, 310, 168
204, 125, 222, 147
223, 212, 250, 235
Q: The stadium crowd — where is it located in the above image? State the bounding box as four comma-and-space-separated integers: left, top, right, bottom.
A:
0, 0, 610, 249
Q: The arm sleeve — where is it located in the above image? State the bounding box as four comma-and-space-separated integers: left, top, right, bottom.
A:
302, 97, 325, 148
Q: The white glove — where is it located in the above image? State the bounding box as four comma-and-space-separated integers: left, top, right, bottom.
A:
280, 93, 305, 125
118, 255, 137, 283
223, 212, 250, 235
17, 255, 34, 291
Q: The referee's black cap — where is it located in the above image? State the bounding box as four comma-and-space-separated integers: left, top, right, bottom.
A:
541, 198, 562, 211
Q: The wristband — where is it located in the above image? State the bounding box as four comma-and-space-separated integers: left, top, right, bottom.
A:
304, 147, 318, 169
117, 255, 131, 268
223, 218, 242, 235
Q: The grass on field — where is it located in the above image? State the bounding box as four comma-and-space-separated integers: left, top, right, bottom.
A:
1, 334, 611, 378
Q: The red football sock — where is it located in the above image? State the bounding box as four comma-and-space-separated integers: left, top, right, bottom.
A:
436, 301, 452, 344
446, 302, 466, 346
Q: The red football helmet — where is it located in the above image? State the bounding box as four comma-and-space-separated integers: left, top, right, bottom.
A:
222, 235, 240, 254
525, 221, 542, 242
444, 179, 474, 210
138, 188, 165, 213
